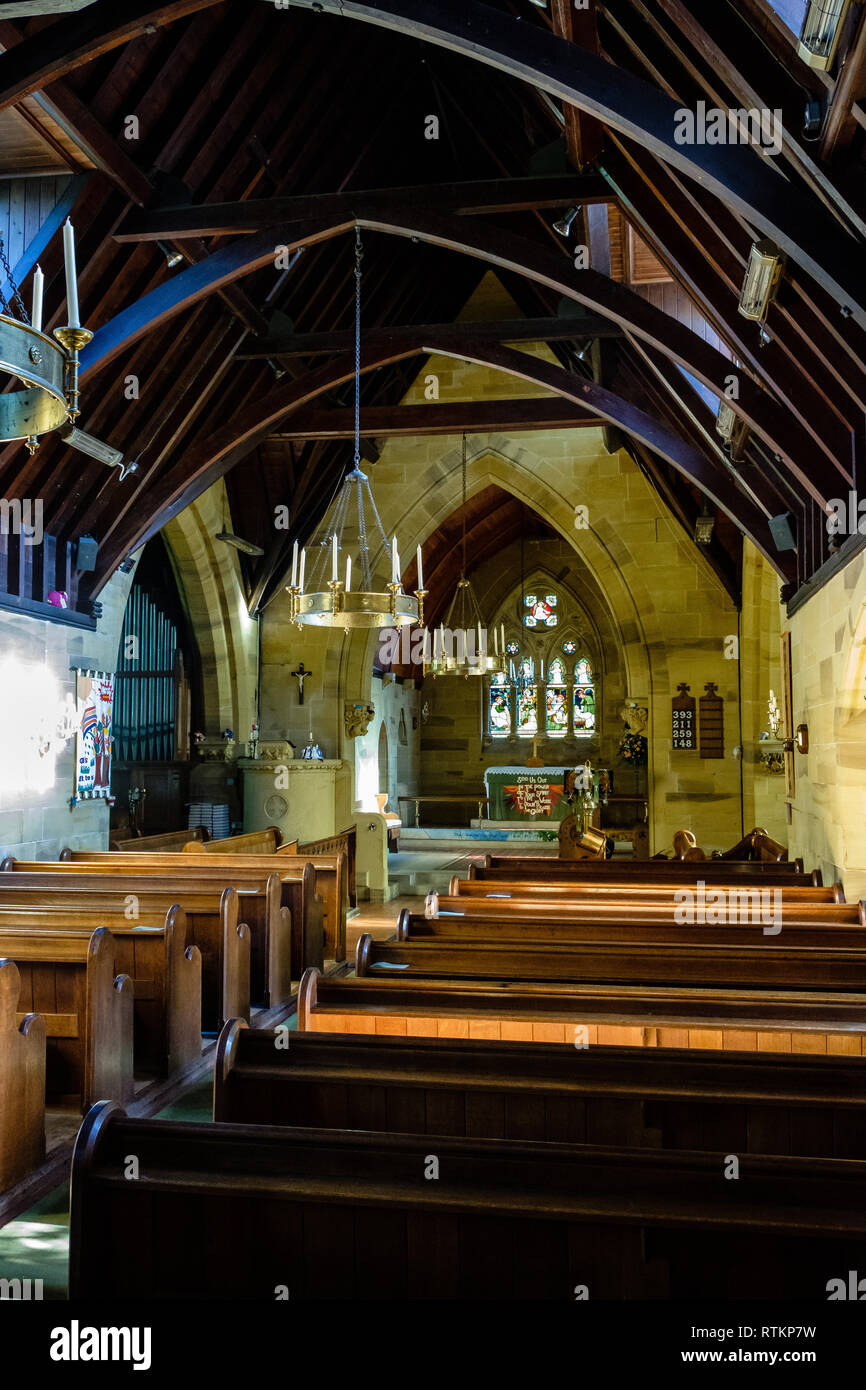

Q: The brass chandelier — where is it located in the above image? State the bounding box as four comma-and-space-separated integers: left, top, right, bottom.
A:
0, 220, 92, 454
425, 434, 506, 679
286, 229, 425, 630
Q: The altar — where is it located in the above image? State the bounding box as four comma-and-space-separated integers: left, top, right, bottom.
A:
484, 766, 573, 821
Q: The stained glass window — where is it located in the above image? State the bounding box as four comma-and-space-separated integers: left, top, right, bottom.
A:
517, 684, 538, 736
488, 673, 512, 738
505, 641, 520, 656
562, 640, 577, 655
547, 658, 566, 684
546, 683, 568, 736
574, 657, 593, 685
523, 593, 558, 628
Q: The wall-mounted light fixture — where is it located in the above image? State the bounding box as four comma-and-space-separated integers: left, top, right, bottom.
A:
157, 240, 184, 269
694, 511, 715, 545
738, 239, 784, 322
798, 0, 852, 70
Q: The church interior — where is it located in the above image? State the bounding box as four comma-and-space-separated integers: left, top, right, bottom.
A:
0, 0, 865, 1333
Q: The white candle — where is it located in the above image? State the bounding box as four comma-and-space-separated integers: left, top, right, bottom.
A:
290, 540, 298, 588
416, 545, 423, 589
541, 659, 545, 680
332, 533, 338, 582
477, 623, 483, 659
299, 548, 306, 593
500, 623, 505, 653
63, 219, 80, 328
32, 264, 44, 333
345, 555, 351, 592
391, 536, 399, 584
494, 627, 499, 655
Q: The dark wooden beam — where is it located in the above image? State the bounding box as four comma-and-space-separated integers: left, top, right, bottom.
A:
282, 0, 866, 327
269, 398, 600, 440
550, 0, 604, 171
90, 332, 796, 588
113, 175, 609, 240
821, 7, 866, 158
80, 207, 817, 486
237, 315, 623, 359
0, 0, 220, 112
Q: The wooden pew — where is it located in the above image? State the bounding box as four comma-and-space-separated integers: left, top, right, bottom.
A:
0, 878, 249, 1031
356, 931, 866, 990
448, 875, 846, 904
109, 827, 207, 852
416, 898, 866, 928
69, 1099, 866, 1300
213, 1023, 866, 1159
183, 827, 284, 854
0, 904, 200, 1081
398, 910, 866, 948
469, 856, 819, 885
297, 968, 866, 1057
295, 825, 357, 909
0, 927, 133, 1109
0, 959, 45, 1191
53, 851, 328, 974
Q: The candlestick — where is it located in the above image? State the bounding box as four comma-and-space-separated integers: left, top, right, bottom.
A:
63, 219, 80, 328
345, 555, 352, 592
500, 623, 505, 653
290, 540, 298, 588
391, 536, 399, 584
416, 544, 423, 589
299, 548, 306, 593
32, 265, 44, 333
494, 627, 499, 655
331, 533, 338, 582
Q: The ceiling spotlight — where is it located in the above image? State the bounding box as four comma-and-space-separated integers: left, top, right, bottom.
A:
798, 0, 851, 70
715, 401, 749, 460
268, 358, 287, 379
216, 531, 265, 558
553, 205, 582, 237
59, 424, 139, 480
575, 341, 592, 362
738, 239, 784, 322
157, 240, 184, 269
694, 512, 715, 545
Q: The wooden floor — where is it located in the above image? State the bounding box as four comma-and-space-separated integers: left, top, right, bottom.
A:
347, 895, 424, 952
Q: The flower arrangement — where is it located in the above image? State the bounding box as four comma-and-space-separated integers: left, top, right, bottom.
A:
193, 731, 205, 745
618, 732, 648, 766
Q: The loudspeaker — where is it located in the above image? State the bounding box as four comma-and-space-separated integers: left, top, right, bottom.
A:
768, 512, 797, 552
75, 534, 99, 572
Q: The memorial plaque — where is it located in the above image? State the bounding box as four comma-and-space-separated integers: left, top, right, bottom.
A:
672, 682, 696, 750
699, 681, 724, 759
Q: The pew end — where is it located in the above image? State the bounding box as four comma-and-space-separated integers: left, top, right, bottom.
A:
213, 1017, 249, 1123
0, 958, 46, 1190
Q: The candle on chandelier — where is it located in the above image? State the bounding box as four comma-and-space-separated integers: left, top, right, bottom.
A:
477, 623, 483, 660
500, 623, 505, 653
299, 548, 306, 593
345, 555, 352, 592
31, 265, 44, 334
62, 219, 80, 328
416, 545, 423, 589
332, 533, 338, 582
290, 540, 298, 588
391, 536, 399, 584
494, 627, 499, 655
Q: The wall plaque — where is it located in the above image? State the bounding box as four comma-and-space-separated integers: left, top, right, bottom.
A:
672, 682, 696, 750
699, 681, 724, 759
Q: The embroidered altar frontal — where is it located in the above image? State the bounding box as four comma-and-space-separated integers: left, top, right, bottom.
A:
484, 766, 570, 820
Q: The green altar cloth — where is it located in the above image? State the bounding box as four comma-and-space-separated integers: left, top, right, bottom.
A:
484, 766, 574, 821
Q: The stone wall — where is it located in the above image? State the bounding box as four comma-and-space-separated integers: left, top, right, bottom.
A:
785, 549, 866, 896
0, 563, 135, 860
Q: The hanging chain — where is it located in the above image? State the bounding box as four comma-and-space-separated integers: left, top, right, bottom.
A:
460, 433, 467, 579
0, 235, 30, 323
353, 226, 363, 469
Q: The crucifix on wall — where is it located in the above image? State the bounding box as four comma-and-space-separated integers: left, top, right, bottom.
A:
291, 662, 313, 705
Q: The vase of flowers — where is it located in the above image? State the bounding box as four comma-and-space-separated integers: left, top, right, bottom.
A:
618, 732, 647, 792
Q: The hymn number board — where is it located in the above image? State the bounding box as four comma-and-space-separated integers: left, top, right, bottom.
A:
671, 683, 696, 750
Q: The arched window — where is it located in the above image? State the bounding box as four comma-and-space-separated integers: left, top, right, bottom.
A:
573, 657, 596, 734
545, 658, 568, 737
488, 672, 513, 738
523, 592, 558, 628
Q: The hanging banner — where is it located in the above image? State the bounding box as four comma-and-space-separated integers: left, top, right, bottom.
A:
75, 669, 114, 800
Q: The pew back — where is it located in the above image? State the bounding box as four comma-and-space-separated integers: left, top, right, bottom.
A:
183, 827, 283, 854
449, 875, 844, 903
109, 827, 207, 852
214, 1023, 866, 1159
0, 959, 45, 1190
69, 1100, 866, 1300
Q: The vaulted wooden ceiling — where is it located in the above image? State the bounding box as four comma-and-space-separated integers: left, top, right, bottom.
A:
0, 0, 864, 621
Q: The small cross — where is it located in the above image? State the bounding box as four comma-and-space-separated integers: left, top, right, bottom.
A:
291, 662, 312, 704
704, 682, 719, 696
676, 682, 691, 695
